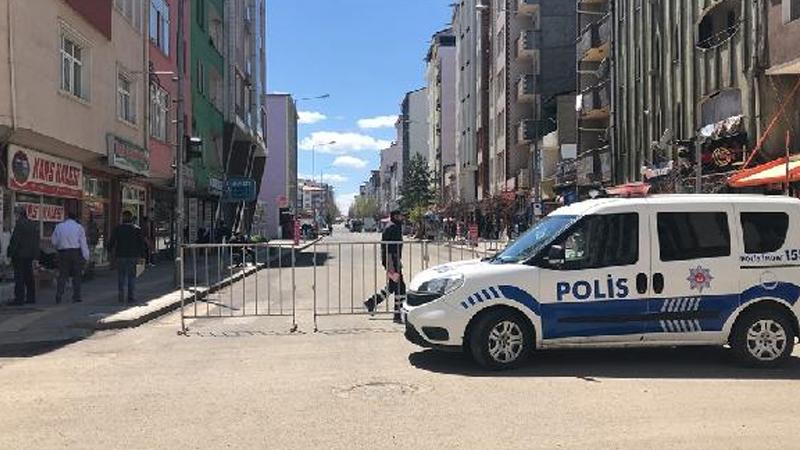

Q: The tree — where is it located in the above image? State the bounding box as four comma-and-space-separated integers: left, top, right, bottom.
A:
400, 153, 436, 212
352, 196, 380, 219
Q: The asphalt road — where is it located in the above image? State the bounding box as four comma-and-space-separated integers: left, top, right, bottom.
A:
1, 227, 800, 449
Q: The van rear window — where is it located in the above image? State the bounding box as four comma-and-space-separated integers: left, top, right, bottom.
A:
741, 212, 789, 254
657, 212, 730, 261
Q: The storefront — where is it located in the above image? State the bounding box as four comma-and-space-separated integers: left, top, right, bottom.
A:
6, 145, 83, 248
82, 172, 112, 266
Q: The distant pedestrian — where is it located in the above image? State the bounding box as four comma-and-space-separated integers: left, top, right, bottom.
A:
108, 211, 147, 304
51, 211, 90, 304
363, 209, 405, 323
7, 206, 40, 305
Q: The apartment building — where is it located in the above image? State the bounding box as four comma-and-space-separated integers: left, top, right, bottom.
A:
0, 0, 148, 265
426, 28, 457, 203
453, 1, 480, 204
258, 94, 297, 239
400, 88, 430, 167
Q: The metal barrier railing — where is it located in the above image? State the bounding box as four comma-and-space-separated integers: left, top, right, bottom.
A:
178, 242, 298, 334
178, 239, 505, 334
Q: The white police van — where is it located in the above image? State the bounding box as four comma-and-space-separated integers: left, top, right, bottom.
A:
403, 194, 800, 369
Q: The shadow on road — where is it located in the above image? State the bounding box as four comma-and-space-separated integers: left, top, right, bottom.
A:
408, 346, 800, 380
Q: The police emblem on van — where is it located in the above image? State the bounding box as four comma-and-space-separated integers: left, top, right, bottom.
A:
687, 266, 713, 292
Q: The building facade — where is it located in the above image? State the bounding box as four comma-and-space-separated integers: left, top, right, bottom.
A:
258, 94, 297, 239
453, 1, 480, 204
0, 0, 150, 266
400, 88, 430, 168
425, 28, 457, 203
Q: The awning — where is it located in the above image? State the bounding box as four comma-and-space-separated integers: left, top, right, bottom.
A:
728, 156, 800, 187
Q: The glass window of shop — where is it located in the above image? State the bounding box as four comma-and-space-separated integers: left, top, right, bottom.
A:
14, 193, 69, 247
83, 175, 111, 266
122, 184, 147, 225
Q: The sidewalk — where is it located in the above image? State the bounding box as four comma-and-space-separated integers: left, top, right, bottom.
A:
0, 238, 320, 356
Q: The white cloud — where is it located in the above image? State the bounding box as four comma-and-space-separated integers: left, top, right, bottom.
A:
297, 111, 327, 125
298, 173, 348, 184
336, 192, 358, 213
299, 131, 391, 154
332, 155, 369, 169
357, 115, 399, 129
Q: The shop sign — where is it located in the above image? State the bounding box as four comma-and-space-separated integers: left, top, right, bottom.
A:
642, 161, 674, 180
17, 202, 65, 222
8, 145, 83, 199
223, 177, 257, 203
277, 194, 289, 209
107, 135, 150, 176
208, 177, 224, 196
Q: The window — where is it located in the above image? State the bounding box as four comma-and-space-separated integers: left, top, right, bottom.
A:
657, 212, 730, 261
149, 84, 169, 140
196, 0, 205, 28
741, 212, 789, 254
114, 0, 143, 32
208, 68, 223, 111
118, 72, 136, 124
784, 0, 800, 23
149, 0, 170, 55
555, 213, 639, 270
60, 34, 85, 99
196, 60, 205, 95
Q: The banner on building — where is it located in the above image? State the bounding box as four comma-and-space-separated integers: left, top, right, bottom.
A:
8, 145, 83, 199
17, 202, 65, 222
107, 135, 150, 176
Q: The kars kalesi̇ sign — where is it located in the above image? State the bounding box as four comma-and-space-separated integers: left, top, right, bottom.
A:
8, 145, 83, 199
107, 134, 150, 176
16, 202, 65, 222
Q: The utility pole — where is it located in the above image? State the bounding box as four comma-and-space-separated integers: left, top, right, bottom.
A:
174, 0, 186, 286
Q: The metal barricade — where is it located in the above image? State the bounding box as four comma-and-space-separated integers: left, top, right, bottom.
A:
310, 239, 503, 331
178, 242, 297, 334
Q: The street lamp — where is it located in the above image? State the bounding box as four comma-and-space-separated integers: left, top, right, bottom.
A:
311, 140, 337, 183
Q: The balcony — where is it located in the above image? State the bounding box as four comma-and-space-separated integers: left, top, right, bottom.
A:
516, 30, 537, 60
518, 0, 540, 16
580, 82, 611, 120
577, 14, 611, 62
517, 119, 540, 144
517, 74, 536, 103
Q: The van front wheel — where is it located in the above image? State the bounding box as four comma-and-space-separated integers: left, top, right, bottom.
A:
469, 310, 533, 370
731, 309, 795, 368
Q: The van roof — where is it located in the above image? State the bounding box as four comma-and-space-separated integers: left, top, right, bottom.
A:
552, 194, 800, 216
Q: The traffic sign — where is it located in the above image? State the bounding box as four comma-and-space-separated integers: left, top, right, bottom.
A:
223, 177, 257, 203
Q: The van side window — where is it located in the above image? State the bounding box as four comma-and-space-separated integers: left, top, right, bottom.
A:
741, 212, 789, 254
557, 213, 638, 270
657, 212, 730, 261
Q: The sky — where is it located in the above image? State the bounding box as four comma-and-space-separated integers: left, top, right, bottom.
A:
266, 0, 454, 213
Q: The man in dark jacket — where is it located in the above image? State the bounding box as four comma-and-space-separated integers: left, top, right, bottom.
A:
8, 206, 40, 305
108, 211, 147, 304
364, 209, 405, 323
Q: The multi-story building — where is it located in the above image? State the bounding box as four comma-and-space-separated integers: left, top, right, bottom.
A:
148, 0, 192, 257
222, 0, 267, 232
453, 1, 480, 204
189, 0, 226, 236
0, 0, 148, 265
380, 141, 403, 213
489, 0, 575, 198
400, 88, 430, 167
258, 94, 297, 239
476, 1, 492, 201
587, 0, 800, 193
425, 28, 457, 203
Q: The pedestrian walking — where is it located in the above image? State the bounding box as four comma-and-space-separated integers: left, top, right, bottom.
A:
7, 206, 40, 305
108, 210, 147, 304
363, 209, 405, 323
51, 211, 90, 304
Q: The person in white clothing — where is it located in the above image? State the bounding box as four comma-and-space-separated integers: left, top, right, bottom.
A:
51, 211, 90, 303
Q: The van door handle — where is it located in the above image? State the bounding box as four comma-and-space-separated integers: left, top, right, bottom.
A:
653, 273, 665, 294
636, 273, 648, 294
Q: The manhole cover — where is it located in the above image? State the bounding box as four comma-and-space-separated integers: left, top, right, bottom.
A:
333, 381, 427, 400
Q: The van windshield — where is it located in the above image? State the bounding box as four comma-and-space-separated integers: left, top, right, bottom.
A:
490, 215, 577, 264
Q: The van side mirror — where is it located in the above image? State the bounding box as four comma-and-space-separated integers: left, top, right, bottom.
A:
547, 245, 565, 266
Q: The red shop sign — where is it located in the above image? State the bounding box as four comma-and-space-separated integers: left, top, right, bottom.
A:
7, 145, 83, 199
17, 202, 65, 222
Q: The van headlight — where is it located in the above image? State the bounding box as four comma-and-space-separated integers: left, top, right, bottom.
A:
416, 273, 464, 296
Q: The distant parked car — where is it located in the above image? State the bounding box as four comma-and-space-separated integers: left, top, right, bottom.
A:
362, 217, 378, 232
350, 219, 363, 232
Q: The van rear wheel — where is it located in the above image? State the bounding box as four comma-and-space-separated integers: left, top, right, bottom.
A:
731, 309, 795, 368
469, 309, 533, 370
